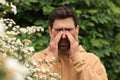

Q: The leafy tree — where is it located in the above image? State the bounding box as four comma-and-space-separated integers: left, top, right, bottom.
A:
4, 0, 120, 80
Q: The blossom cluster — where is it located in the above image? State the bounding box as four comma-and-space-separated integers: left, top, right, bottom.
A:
1, 18, 44, 35
0, 18, 42, 62
0, 0, 17, 15
0, 33, 34, 61
26, 57, 62, 80
0, 55, 29, 80
0, 18, 62, 80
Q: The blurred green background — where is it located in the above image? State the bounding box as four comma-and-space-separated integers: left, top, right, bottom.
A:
2, 0, 120, 80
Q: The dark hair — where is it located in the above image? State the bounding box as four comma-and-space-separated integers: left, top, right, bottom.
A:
48, 6, 78, 28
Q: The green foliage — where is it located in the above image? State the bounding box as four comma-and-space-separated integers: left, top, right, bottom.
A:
4, 0, 120, 80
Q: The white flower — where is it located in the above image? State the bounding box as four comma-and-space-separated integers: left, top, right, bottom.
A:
40, 27, 44, 32
16, 39, 23, 46
29, 47, 35, 52
33, 74, 38, 78
50, 77, 57, 80
22, 49, 28, 53
0, 18, 6, 33
5, 58, 29, 80
10, 3, 17, 14
26, 77, 33, 80
0, 0, 7, 5
31, 60, 37, 66
14, 25, 20, 29
20, 28, 28, 34
39, 75, 47, 80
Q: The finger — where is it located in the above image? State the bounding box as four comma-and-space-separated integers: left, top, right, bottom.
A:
51, 30, 56, 40
52, 31, 62, 45
66, 31, 79, 53
66, 31, 75, 43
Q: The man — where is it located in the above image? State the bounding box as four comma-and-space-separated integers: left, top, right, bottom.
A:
31, 6, 108, 80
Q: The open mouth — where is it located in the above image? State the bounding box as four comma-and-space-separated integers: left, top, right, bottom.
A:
58, 38, 70, 50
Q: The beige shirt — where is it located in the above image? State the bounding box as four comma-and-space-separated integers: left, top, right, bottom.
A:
31, 45, 108, 80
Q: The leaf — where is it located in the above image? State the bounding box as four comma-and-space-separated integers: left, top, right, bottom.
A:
88, 9, 98, 14
100, 39, 109, 45
87, 22, 95, 26
115, 33, 120, 42
90, 39, 109, 47
76, 10, 82, 17
90, 16, 99, 24
112, 6, 120, 14
85, 0, 91, 6
90, 39, 103, 47
43, 6, 54, 15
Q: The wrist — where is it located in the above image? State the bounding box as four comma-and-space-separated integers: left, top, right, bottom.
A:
69, 51, 85, 63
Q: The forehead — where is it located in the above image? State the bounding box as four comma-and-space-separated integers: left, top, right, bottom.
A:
52, 17, 75, 29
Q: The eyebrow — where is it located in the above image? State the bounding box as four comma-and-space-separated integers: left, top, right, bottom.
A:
54, 28, 74, 31
54, 27, 73, 29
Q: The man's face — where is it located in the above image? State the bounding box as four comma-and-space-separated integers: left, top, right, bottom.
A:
49, 17, 79, 51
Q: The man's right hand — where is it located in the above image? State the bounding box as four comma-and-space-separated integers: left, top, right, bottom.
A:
49, 31, 62, 54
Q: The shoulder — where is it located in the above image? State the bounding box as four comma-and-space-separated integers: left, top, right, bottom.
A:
86, 52, 100, 60
84, 52, 104, 68
79, 45, 101, 64
79, 45, 100, 61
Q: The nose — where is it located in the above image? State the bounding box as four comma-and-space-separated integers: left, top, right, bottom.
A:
61, 30, 66, 39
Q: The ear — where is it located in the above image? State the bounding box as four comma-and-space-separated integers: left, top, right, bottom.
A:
76, 25, 79, 34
